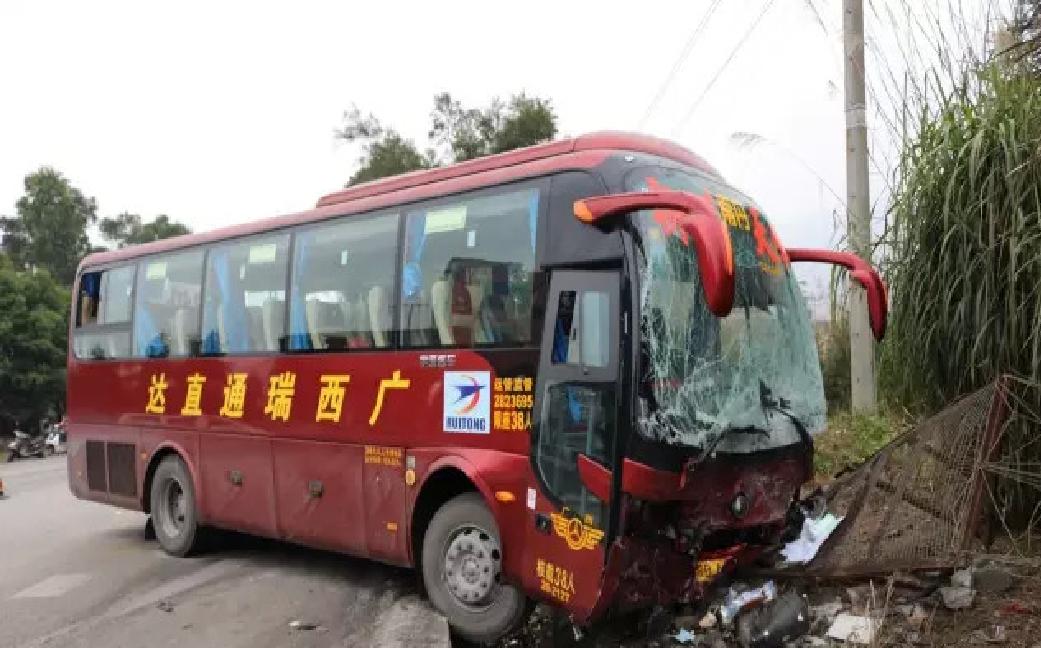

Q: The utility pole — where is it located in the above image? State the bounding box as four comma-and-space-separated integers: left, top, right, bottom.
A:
843, 0, 877, 413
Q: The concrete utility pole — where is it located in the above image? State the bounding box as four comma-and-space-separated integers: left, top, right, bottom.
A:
843, 0, 877, 413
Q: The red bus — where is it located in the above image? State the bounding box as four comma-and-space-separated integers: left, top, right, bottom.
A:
67, 132, 886, 643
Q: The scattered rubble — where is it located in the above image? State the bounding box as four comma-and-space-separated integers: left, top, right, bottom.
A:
780, 513, 842, 564
735, 590, 809, 648
972, 563, 1018, 594
826, 613, 877, 644
288, 620, 318, 631
697, 610, 718, 629
808, 598, 843, 623
497, 381, 1041, 647
939, 586, 976, 610
951, 568, 973, 589
720, 581, 777, 624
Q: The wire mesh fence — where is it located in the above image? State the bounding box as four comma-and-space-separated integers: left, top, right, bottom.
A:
808, 379, 1009, 577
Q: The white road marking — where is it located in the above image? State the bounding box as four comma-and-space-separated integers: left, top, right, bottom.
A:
13, 573, 92, 599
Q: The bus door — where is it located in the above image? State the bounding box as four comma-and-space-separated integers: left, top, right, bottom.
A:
524, 269, 620, 617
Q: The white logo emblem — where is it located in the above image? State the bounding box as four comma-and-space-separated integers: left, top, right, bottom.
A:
442, 371, 491, 434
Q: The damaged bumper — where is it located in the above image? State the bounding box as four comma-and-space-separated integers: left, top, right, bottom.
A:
579, 444, 811, 622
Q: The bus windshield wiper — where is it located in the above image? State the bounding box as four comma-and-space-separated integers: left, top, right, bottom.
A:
693, 423, 769, 465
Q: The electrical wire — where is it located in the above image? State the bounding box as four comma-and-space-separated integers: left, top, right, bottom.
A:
637, 0, 723, 130
672, 0, 778, 136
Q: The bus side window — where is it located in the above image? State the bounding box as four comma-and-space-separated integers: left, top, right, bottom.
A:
133, 251, 204, 358
287, 212, 400, 351
73, 266, 134, 360
537, 279, 616, 527
401, 186, 539, 349
551, 289, 610, 368
202, 235, 290, 354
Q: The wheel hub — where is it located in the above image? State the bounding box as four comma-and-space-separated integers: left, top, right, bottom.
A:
442, 525, 501, 608
158, 479, 186, 539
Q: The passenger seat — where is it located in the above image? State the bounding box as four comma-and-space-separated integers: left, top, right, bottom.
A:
431, 280, 453, 345
262, 298, 284, 351
368, 286, 389, 348
172, 309, 189, 356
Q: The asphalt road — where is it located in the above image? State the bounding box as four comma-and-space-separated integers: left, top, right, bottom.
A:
0, 455, 450, 648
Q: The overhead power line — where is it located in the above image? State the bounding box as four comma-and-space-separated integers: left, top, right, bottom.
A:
637, 0, 723, 130
672, 0, 778, 136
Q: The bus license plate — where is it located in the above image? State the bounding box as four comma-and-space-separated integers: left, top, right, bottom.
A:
695, 558, 727, 583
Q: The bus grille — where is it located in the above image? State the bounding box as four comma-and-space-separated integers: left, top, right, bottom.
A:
86, 441, 107, 492
106, 443, 137, 497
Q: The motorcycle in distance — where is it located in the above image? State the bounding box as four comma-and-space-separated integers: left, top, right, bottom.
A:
6, 430, 46, 462
44, 424, 67, 456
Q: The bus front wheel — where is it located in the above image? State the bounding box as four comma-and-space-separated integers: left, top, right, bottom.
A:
149, 455, 202, 557
421, 492, 528, 645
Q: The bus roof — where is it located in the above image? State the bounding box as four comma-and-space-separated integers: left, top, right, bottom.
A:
80, 131, 717, 270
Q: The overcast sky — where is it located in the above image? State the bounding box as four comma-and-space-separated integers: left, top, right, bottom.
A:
0, 0, 998, 309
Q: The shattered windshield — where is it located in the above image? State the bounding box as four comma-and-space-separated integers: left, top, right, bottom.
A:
628, 167, 825, 454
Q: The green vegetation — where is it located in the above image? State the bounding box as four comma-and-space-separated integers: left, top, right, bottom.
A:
337, 91, 558, 186
813, 412, 904, 479
0, 167, 97, 285
839, 6, 1041, 521
881, 66, 1041, 411
0, 167, 189, 428
99, 213, 191, 249
0, 255, 69, 431
817, 315, 851, 413
873, 34, 1041, 519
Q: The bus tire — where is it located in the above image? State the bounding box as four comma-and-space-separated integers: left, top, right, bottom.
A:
149, 455, 201, 557
421, 492, 528, 645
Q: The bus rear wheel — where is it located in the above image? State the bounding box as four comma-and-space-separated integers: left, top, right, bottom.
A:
421, 493, 528, 645
150, 455, 202, 557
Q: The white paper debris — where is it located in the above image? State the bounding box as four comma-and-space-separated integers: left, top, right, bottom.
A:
720, 580, 777, 624
826, 613, 877, 644
673, 628, 696, 644
781, 513, 843, 564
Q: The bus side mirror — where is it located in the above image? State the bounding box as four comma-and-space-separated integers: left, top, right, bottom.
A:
574, 191, 735, 317
787, 247, 887, 340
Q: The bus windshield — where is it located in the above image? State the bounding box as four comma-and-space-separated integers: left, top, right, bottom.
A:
627, 167, 825, 454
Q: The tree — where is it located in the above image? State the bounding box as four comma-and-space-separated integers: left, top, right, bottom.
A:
336, 107, 433, 186
0, 167, 97, 285
99, 213, 191, 248
430, 92, 557, 162
337, 92, 558, 185
0, 256, 69, 431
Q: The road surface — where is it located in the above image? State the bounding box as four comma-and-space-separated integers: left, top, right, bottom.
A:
0, 456, 450, 648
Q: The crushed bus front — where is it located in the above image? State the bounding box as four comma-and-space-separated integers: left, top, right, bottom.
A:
551, 162, 886, 622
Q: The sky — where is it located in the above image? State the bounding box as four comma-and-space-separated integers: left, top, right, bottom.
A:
0, 0, 999, 312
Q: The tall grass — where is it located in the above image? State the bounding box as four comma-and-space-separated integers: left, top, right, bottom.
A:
881, 59, 1041, 524
882, 66, 1041, 408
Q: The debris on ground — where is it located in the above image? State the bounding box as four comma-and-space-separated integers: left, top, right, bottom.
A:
496, 380, 1041, 647
720, 581, 777, 625
826, 613, 877, 644
735, 590, 809, 648
288, 620, 318, 631
672, 628, 696, 644
939, 586, 976, 610
780, 513, 842, 564
951, 568, 973, 589
971, 561, 1019, 594
809, 598, 843, 623
698, 610, 718, 629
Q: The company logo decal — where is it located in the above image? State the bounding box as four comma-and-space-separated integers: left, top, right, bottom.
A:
550, 508, 604, 551
443, 371, 491, 434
